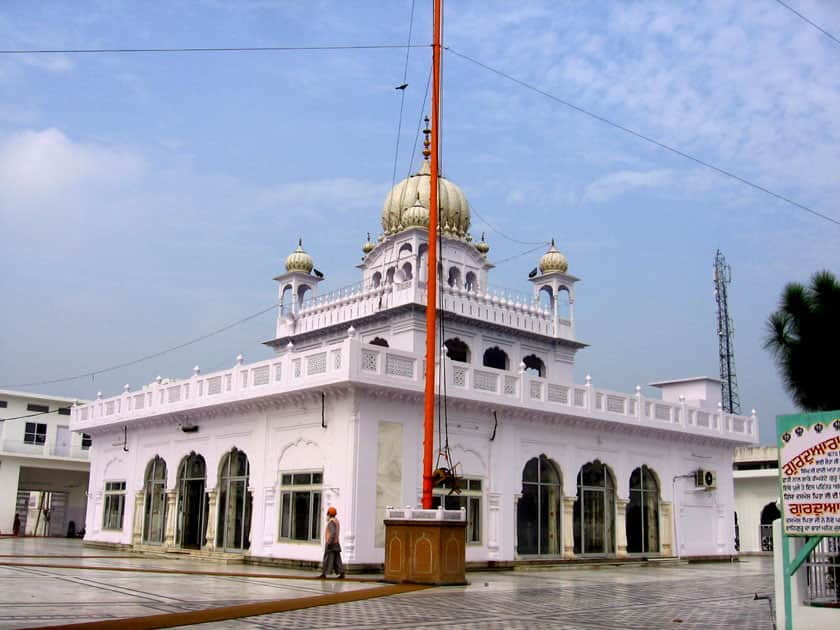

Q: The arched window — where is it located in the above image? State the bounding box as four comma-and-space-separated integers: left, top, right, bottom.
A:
448, 266, 461, 288
444, 338, 470, 363
280, 285, 293, 315
176, 452, 207, 549
574, 460, 616, 555
297, 284, 312, 307
418, 243, 429, 282
401, 261, 413, 281
626, 465, 660, 554
386, 267, 396, 284
760, 501, 781, 551
522, 354, 545, 378
517, 455, 562, 556
557, 286, 571, 320
465, 271, 477, 292
217, 448, 251, 552
538, 286, 553, 312
398, 243, 413, 258
483, 346, 509, 370
143, 456, 167, 545
371, 272, 382, 289
370, 337, 389, 348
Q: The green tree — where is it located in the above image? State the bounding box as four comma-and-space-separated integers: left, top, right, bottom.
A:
764, 270, 840, 411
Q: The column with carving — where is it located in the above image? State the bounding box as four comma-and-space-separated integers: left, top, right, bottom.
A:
615, 498, 628, 556
487, 492, 502, 559
562, 496, 576, 558
163, 490, 177, 548
660, 501, 673, 556
204, 489, 218, 551
131, 491, 145, 547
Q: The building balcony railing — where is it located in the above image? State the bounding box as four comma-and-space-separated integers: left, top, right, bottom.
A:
71, 337, 758, 444
0, 439, 90, 461
279, 280, 569, 340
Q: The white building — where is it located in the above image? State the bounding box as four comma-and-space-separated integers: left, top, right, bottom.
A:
733, 446, 780, 554
0, 389, 91, 537
72, 141, 758, 566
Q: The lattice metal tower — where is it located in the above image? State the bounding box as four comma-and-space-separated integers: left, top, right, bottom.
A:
714, 249, 740, 414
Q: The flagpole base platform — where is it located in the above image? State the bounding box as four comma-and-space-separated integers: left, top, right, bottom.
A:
383, 507, 467, 585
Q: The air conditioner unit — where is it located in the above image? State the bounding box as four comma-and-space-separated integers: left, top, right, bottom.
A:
695, 468, 716, 490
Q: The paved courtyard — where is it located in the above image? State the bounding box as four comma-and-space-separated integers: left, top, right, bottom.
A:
0, 538, 775, 629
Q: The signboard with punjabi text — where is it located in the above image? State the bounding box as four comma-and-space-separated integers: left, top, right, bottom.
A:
778, 411, 840, 536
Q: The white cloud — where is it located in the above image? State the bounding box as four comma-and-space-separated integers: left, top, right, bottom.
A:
256, 177, 385, 218
0, 128, 145, 210
583, 169, 673, 203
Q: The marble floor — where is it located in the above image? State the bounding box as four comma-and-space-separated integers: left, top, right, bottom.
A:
0, 537, 775, 629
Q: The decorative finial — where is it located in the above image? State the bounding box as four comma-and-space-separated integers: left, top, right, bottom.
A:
298, 237, 303, 248
236, 353, 244, 366
362, 233, 375, 254
193, 365, 200, 375
551, 238, 555, 247
422, 116, 431, 159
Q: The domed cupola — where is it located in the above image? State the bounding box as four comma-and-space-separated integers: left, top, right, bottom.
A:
402, 194, 430, 228
362, 233, 375, 255
539, 239, 568, 274
381, 118, 470, 238
285, 239, 314, 273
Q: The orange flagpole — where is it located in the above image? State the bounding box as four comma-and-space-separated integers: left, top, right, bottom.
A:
422, 0, 442, 509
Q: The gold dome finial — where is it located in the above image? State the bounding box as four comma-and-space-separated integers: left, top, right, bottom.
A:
476, 232, 490, 256
539, 238, 568, 274
285, 238, 314, 273
362, 232, 375, 254
422, 116, 431, 160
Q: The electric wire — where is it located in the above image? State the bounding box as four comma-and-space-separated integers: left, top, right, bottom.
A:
773, 0, 840, 47
0, 409, 61, 422
446, 46, 840, 228
0, 44, 428, 55
0, 303, 279, 389
390, 0, 417, 198
492, 243, 550, 267
471, 206, 548, 246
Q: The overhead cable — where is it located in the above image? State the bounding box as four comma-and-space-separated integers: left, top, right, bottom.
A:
390, 0, 418, 195
773, 0, 840, 47
0, 303, 278, 389
471, 206, 548, 246
0, 44, 428, 55
446, 46, 840, 227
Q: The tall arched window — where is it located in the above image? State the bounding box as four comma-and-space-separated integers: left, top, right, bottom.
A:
483, 346, 509, 370
522, 354, 545, 377
557, 286, 571, 320
176, 452, 207, 549
369, 337, 389, 348
447, 267, 461, 288
371, 272, 382, 289
297, 284, 312, 307
143, 456, 167, 545
444, 338, 470, 363
465, 271, 477, 292
574, 461, 616, 555
280, 285, 293, 315
386, 267, 396, 284
401, 261, 413, 281
626, 465, 660, 553
418, 243, 429, 282
517, 455, 562, 556
217, 448, 251, 552
538, 286, 553, 312
398, 243, 413, 258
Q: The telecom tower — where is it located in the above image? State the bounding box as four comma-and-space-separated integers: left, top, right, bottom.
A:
714, 249, 740, 414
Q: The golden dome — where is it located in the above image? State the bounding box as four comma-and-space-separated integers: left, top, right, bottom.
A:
285, 239, 314, 273
381, 122, 470, 238
362, 233, 375, 254
539, 239, 568, 274
402, 195, 430, 228
475, 232, 490, 256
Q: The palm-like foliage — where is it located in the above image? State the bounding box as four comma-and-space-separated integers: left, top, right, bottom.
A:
765, 270, 840, 411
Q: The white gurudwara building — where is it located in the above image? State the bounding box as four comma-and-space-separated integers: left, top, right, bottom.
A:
72, 138, 759, 567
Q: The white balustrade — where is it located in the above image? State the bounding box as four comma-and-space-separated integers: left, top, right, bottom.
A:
71, 342, 758, 444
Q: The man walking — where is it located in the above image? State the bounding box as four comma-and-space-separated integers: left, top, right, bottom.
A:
319, 506, 345, 579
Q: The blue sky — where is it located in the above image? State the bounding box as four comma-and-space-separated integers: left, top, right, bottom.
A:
2, 1, 839, 443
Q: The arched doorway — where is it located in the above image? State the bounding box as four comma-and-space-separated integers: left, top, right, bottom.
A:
176, 453, 207, 549
574, 460, 616, 555
626, 465, 660, 553
483, 346, 509, 370
444, 338, 470, 363
517, 455, 562, 556
142, 456, 167, 545
217, 448, 252, 552
760, 501, 781, 551
522, 354, 545, 377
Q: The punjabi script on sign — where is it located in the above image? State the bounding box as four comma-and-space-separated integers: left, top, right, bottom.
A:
782, 435, 840, 535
